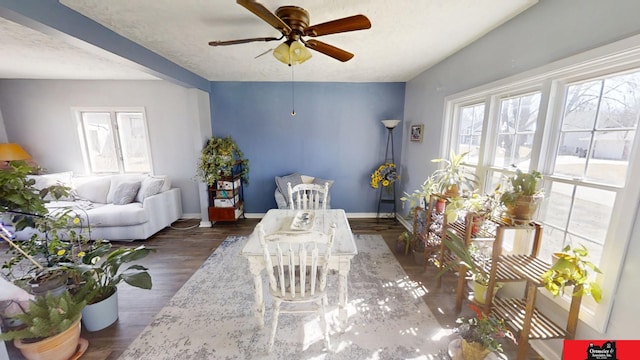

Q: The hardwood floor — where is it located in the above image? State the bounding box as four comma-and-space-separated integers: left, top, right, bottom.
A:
2, 217, 543, 359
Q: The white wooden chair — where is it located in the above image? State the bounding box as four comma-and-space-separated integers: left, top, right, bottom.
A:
256, 222, 336, 353
287, 182, 329, 210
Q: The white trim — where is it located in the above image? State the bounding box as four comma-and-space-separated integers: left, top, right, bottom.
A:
442, 33, 640, 334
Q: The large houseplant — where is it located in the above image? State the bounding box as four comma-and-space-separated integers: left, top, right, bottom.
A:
195, 136, 249, 186
0, 290, 86, 360
430, 150, 479, 197
499, 168, 543, 222
70, 241, 155, 331
542, 244, 602, 303
436, 230, 502, 304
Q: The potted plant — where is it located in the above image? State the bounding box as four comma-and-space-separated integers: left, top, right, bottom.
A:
542, 244, 603, 303
400, 176, 436, 210
0, 290, 87, 360
195, 136, 249, 187
430, 150, 479, 197
436, 230, 502, 304
71, 241, 155, 331
453, 303, 516, 359
499, 168, 543, 223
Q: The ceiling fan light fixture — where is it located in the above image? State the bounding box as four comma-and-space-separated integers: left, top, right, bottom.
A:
273, 40, 311, 66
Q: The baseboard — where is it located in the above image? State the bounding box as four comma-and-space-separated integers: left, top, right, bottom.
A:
181, 213, 201, 219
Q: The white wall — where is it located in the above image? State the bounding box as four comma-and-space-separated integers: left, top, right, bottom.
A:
402, 0, 640, 355
0, 79, 209, 217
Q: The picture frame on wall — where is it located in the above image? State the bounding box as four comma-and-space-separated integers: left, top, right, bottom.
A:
410, 124, 424, 142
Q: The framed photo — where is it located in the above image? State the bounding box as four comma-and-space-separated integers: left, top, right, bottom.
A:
410, 124, 424, 142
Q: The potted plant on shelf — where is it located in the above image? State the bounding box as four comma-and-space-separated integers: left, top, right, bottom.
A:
499, 168, 543, 223
542, 244, 603, 303
453, 303, 516, 360
70, 241, 155, 331
0, 290, 87, 360
195, 135, 249, 187
400, 176, 436, 210
430, 150, 479, 198
436, 230, 502, 305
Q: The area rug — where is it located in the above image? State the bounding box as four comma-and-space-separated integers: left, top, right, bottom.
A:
118, 235, 453, 360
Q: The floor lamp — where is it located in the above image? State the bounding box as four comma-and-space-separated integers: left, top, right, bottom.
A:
377, 120, 401, 221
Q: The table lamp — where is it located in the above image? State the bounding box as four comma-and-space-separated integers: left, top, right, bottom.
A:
0, 143, 31, 164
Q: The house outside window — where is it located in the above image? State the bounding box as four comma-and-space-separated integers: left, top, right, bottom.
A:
75, 108, 152, 174
443, 44, 640, 332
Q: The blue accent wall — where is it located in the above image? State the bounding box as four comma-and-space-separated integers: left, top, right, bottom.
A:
210, 82, 405, 213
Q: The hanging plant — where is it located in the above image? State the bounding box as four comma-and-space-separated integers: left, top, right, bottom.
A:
195, 136, 249, 186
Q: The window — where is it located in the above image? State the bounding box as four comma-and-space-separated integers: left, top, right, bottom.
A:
443, 40, 640, 332
75, 109, 152, 174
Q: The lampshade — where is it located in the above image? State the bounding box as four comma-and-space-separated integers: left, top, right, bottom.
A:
273, 40, 312, 66
0, 143, 31, 161
381, 120, 401, 129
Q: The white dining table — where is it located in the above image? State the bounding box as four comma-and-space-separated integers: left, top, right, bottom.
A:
241, 208, 358, 331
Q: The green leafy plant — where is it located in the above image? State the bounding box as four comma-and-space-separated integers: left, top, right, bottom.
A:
435, 230, 489, 285
71, 242, 155, 304
0, 290, 85, 341
195, 136, 249, 186
431, 150, 479, 196
542, 244, 603, 303
499, 168, 543, 208
0, 161, 70, 231
400, 176, 436, 210
455, 303, 516, 354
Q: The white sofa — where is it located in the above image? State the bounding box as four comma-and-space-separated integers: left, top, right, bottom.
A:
14, 172, 182, 241
274, 173, 333, 209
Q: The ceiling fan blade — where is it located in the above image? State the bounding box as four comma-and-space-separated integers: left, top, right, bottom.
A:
305, 40, 354, 62
304, 15, 371, 37
236, 0, 291, 35
209, 36, 281, 46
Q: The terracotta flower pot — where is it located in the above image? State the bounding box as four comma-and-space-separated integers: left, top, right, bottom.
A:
14, 316, 82, 360
506, 194, 542, 223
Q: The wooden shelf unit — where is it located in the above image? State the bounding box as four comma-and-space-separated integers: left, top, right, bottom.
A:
207, 161, 245, 222
446, 215, 584, 359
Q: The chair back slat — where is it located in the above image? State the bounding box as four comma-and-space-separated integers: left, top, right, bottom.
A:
257, 223, 336, 300
287, 182, 329, 210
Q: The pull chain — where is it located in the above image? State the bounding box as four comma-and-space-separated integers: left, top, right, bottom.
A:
291, 64, 296, 117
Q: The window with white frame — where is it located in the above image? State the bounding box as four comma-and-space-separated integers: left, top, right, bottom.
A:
444, 44, 640, 332
75, 109, 152, 174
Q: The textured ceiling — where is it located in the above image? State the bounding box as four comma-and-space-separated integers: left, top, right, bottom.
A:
0, 1, 537, 82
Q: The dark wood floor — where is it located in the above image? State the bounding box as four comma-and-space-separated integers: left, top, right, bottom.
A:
2, 217, 543, 359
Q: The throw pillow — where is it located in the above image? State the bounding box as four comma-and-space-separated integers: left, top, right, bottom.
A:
275, 173, 303, 202
26, 171, 74, 200
311, 177, 335, 189
112, 181, 141, 205
73, 177, 112, 203
135, 176, 165, 203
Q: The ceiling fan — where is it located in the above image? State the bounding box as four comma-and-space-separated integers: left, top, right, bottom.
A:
209, 0, 371, 65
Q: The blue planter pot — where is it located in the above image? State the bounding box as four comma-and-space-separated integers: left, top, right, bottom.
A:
82, 289, 118, 332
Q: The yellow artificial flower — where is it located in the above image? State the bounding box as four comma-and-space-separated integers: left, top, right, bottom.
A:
57, 249, 66, 256
77, 251, 86, 258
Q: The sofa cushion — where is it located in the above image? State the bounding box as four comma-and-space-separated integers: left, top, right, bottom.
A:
84, 203, 147, 227
112, 181, 141, 205
73, 176, 112, 204
27, 171, 74, 200
136, 176, 165, 202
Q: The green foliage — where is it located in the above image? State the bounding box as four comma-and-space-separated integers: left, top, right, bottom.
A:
70, 242, 155, 304
0, 290, 85, 341
542, 244, 603, 303
499, 168, 543, 207
435, 230, 489, 285
195, 136, 249, 186
430, 150, 479, 195
400, 176, 436, 210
